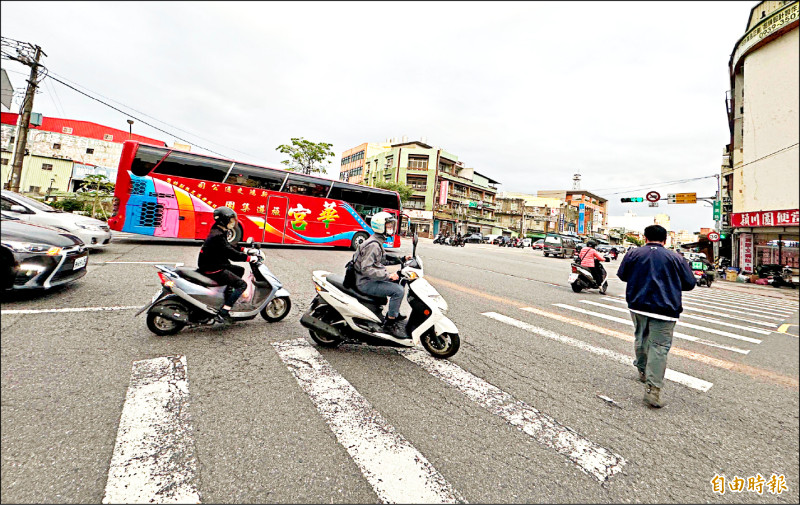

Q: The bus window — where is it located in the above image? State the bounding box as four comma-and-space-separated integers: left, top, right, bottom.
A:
284, 174, 331, 198
225, 165, 286, 191
130, 145, 169, 177
153, 150, 232, 182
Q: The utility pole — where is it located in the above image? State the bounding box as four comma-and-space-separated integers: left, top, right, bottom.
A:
714, 173, 721, 263
8, 43, 45, 193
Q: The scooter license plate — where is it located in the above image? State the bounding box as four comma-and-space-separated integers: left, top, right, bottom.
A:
568, 273, 579, 283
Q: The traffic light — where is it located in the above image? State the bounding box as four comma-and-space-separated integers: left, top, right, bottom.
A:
720, 233, 727, 239
620, 197, 644, 203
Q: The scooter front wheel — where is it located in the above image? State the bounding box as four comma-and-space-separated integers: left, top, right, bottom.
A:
421, 331, 460, 359
261, 296, 291, 322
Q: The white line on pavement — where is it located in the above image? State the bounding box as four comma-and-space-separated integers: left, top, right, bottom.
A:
682, 297, 794, 316
554, 303, 761, 345
684, 294, 798, 313
1, 306, 140, 315
103, 261, 184, 265
680, 300, 785, 321
579, 300, 772, 336
272, 338, 465, 504
602, 297, 778, 328
103, 355, 200, 504
548, 304, 751, 354
687, 290, 799, 308
482, 312, 713, 392
399, 348, 627, 482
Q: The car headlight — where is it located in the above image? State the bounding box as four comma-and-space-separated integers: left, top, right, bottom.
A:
76, 222, 102, 231
2, 240, 62, 255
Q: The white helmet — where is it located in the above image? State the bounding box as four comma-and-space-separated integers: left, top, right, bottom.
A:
370, 211, 396, 235
697, 253, 707, 259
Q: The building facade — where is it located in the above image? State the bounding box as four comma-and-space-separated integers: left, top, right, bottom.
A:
339, 142, 391, 184
722, 0, 799, 273
0, 152, 73, 194
350, 140, 500, 237
537, 189, 609, 239
1, 112, 165, 193
495, 192, 565, 237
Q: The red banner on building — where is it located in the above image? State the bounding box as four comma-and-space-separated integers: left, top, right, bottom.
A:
731, 209, 799, 227
740, 233, 754, 272
438, 180, 449, 206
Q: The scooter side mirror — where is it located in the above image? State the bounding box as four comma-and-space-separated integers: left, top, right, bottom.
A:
246, 237, 254, 244
412, 232, 418, 257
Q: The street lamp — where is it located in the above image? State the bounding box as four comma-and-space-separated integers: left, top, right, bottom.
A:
126, 119, 134, 139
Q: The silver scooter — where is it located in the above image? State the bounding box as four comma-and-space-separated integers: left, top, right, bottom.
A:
135, 239, 291, 335
299, 233, 461, 358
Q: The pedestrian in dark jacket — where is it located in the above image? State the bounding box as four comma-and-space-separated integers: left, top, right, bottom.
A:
198, 207, 258, 323
617, 224, 696, 408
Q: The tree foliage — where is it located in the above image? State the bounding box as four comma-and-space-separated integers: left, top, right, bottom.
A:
276, 137, 335, 175
373, 180, 414, 203
625, 233, 644, 246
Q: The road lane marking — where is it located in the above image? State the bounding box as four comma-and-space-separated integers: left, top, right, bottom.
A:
2, 306, 140, 315
554, 303, 761, 345
602, 297, 778, 327
682, 297, 793, 317
425, 276, 798, 388
680, 300, 785, 321
103, 261, 185, 266
686, 290, 799, 308
482, 311, 713, 392
103, 355, 200, 504
550, 304, 752, 353
578, 300, 772, 336
272, 338, 465, 504
683, 295, 797, 313
399, 348, 626, 482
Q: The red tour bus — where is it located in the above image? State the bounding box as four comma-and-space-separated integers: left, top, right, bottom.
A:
107, 141, 402, 249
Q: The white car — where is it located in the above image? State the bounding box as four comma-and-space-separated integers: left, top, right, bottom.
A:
1, 190, 112, 248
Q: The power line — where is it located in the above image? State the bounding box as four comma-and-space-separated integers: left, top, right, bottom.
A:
591, 175, 718, 195
47, 74, 233, 158
45, 69, 260, 160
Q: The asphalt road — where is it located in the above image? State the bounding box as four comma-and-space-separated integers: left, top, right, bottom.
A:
2, 236, 798, 503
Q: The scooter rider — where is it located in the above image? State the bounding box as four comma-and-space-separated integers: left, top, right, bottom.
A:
354, 212, 412, 338
198, 207, 259, 323
579, 239, 606, 288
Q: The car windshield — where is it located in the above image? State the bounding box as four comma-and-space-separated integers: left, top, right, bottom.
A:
5, 192, 57, 212
545, 235, 560, 244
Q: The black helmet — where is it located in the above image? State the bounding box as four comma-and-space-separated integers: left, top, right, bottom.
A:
587, 240, 598, 248
213, 206, 237, 226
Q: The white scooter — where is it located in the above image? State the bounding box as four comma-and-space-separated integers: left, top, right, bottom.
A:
299, 233, 461, 358
568, 260, 608, 294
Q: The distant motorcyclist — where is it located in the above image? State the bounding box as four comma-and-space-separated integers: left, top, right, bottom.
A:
198, 207, 259, 323
353, 212, 412, 338
578, 239, 606, 288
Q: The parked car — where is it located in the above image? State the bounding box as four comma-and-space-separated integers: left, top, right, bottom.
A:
1, 212, 89, 290
497, 236, 513, 246
520, 238, 532, 248
532, 239, 544, 250
464, 232, 484, 243
485, 234, 501, 244
1, 190, 112, 248
543, 234, 578, 258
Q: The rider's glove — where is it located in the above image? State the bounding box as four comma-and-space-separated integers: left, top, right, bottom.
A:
247, 255, 259, 263
246, 248, 259, 256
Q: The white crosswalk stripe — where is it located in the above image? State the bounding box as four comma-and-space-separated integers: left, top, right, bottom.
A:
103, 356, 200, 504
399, 348, 627, 482
482, 312, 713, 392
547, 305, 753, 353
272, 339, 465, 504
681, 300, 785, 321
602, 297, 778, 328
686, 290, 798, 308
683, 294, 797, 314
579, 300, 772, 336
680, 297, 792, 317
554, 303, 762, 345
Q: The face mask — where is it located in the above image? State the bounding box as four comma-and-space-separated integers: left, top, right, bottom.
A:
384, 224, 395, 236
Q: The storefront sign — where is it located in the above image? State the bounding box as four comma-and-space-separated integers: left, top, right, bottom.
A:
405, 210, 433, 220
731, 209, 799, 228
740, 233, 754, 272
72, 163, 117, 182
578, 203, 585, 234
731, 2, 799, 71
438, 180, 449, 206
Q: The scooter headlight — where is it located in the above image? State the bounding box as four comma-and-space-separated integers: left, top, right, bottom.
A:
407, 271, 419, 281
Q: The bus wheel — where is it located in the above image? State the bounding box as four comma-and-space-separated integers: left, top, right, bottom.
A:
226, 224, 243, 245
351, 232, 368, 250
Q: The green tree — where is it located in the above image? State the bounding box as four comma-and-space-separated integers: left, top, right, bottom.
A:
276, 137, 335, 175
80, 174, 115, 219
373, 180, 414, 204
625, 233, 644, 246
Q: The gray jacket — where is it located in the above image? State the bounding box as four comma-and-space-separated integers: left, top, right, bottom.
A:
353, 234, 402, 288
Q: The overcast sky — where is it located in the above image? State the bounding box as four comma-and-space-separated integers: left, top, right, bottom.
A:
1, 1, 758, 231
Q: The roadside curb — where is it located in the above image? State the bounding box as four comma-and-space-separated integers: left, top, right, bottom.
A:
713, 279, 799, 301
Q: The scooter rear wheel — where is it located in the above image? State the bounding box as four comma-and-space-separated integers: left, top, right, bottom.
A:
146, 300, 187, 336
571, 283, 583, 293
421, 331, 460, 359
306, 303, 342, 347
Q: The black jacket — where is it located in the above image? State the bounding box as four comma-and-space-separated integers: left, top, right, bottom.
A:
198, 225, 248, 273
617, 242, 696, 319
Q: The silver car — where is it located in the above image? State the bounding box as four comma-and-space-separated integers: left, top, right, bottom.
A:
1, 190, 112, 249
